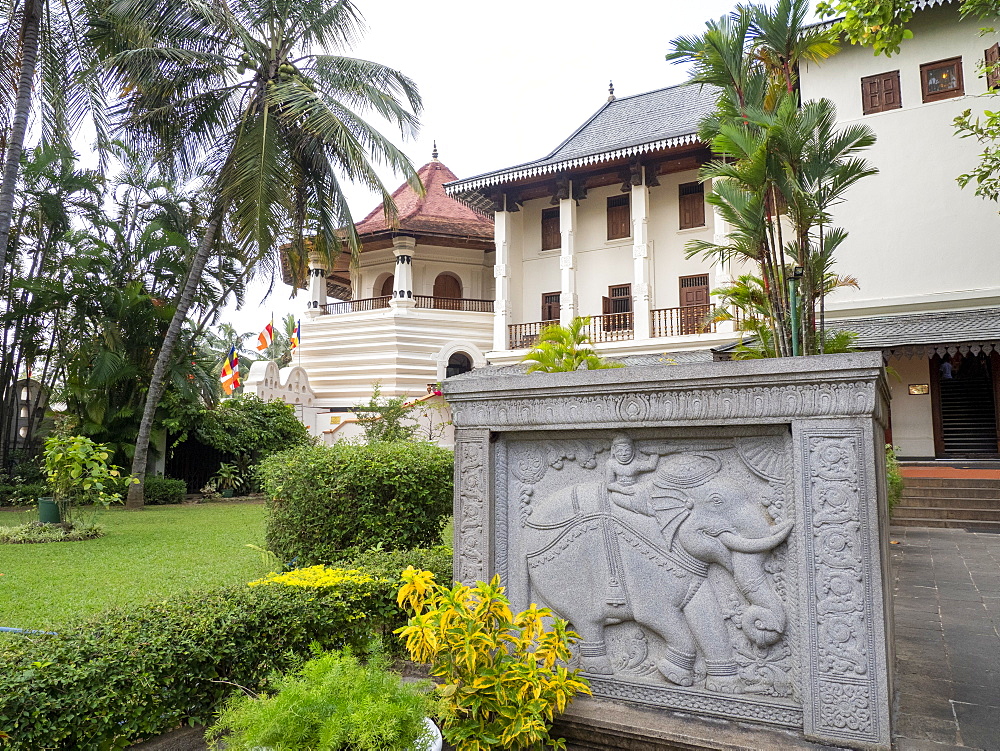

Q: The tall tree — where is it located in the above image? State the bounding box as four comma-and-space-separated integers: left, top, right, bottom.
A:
92, 0, 423, 507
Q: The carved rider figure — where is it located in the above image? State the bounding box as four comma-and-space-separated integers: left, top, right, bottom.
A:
605, 434, 659, 515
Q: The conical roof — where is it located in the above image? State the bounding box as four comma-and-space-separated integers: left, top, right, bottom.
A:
354, 158, 494, 240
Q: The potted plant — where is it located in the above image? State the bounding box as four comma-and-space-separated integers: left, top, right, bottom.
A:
211, 463, 241, 498
42, 435, 128, 525
206, 648, 440, 750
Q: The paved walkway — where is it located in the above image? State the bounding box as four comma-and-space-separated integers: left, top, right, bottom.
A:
891, 526, 1000, 751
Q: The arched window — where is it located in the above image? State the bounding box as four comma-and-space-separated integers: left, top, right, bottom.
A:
446, 352, 473, 378
378, 275, 394, 297
433, 273, 462, 309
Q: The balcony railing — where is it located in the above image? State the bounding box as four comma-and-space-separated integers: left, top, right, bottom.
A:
322, 295, 494, 315
413, 296, 494, 312
508, 320, 554, 349
650, 304, 716, 337
583, 312, 634, 343
321, 296, 391, 315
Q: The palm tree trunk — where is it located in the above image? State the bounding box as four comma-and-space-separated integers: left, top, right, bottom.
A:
0, 0, 41, 280
126, 212, 223, 508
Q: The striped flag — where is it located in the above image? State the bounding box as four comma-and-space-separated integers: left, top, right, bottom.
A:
256, 321, 274, 352
220, 346, 240, 395
290, 320, 301, 352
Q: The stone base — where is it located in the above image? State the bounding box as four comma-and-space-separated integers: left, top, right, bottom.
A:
555, 697, 845, 751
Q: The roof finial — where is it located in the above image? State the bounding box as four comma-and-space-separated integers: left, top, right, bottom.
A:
431, 140, 439, 161
608, 80, 615, 102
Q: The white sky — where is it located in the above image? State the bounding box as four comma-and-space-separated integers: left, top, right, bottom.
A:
223, 0, 754, 335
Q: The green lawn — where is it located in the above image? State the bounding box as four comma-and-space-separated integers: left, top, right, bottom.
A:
0, 502, 271, 630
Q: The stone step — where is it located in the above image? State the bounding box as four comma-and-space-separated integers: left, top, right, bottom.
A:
901, 488, 1000, 502
897, 496, 1000, 509
893, 506, 1000, 521
890, 516, 1000, 531
901, 477, 1000, 489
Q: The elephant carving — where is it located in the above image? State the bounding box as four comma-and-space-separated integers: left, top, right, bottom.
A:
524, 435, 792, 694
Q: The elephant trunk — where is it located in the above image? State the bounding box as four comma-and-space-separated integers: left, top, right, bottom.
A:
732, 552, 786, 648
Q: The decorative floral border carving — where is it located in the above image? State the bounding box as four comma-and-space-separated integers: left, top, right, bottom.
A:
455, 429, 490, 585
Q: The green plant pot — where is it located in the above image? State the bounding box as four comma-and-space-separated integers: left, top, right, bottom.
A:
39, 497, 61, 524
221, 489, 235, 498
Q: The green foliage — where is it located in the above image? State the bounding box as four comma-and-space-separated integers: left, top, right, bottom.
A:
195, 395, 310, 461
42, 435, 130, 522
211, 462, 244, 493
956, 107, 1000, 205
0, 581, 394, 750
397, 570, 591, 751
0, 521, 104, 544
521, 317, 624, 373
260, 442, 454, 565
207, 649, 434, 751
354, 382, 419, 443
886, 444, 904, 512
336, 545, 454, 588
0, 483, 48, 506
142, 476, 187, 505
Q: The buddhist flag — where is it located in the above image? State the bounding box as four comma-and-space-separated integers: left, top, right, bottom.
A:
220, 346, 240, 395
256, 321, 274, 352
290, 320, 301, 352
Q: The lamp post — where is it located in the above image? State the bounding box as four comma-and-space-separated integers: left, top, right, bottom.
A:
789, 266, 804, 357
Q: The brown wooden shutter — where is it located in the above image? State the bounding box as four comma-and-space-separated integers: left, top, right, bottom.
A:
987, 44, 1000, 90
606, 194, 631, 240
861, 71, 902, 114
679, 182, 705, 229
541, 292, 560, 322
541, 207, 560, 250
679, 274, 709, 335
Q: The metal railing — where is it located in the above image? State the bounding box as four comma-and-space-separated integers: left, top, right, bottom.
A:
583, 312, 634, 343
650, 304, 716, 338
413, 296, 494, 312
321, 296, 391, 315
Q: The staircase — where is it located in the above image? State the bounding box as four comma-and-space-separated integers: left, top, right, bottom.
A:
892, 473, 1000, 531
939, 374, 998, 455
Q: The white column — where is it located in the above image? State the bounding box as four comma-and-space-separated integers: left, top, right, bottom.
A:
493, 210, 512, 351
712, 199, 735, 333
389, 235, 416, 309
631, 176, 651, 340
306, 250, 328, 318
559, 189, 578, 325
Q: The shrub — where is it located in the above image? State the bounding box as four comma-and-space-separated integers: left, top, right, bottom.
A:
206, 649, 433, 751
886, 444, 904, 512
260, 442, 453, 565
396, 569, 591, 751
0, 520, 103, 544
0, 482, 47, 506
195, 394, 310, 461
0, 582, 391, 750
143, 476, 187, 505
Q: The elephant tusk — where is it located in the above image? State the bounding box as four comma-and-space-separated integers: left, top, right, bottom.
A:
718, 520, 794, 554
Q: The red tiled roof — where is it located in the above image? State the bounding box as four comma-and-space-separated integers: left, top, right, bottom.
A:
354, 159, 494, 239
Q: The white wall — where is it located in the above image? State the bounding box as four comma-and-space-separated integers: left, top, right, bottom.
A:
355, 242, 494, 301
799, 4, 1000, 316
886, 355, 935, 458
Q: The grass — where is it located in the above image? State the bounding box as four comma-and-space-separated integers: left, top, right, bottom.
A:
0, 502, 271, 630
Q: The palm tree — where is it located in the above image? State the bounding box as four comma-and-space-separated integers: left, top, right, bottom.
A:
92, 0, 423, 506
521, 317, 623, 373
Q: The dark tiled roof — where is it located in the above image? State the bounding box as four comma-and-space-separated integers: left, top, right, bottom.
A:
830, 308, 1000, 349
355, 159, 494, 239
445, 83, 719, 197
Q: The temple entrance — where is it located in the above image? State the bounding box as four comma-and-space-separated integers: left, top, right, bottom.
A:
931, 351, 1000, 457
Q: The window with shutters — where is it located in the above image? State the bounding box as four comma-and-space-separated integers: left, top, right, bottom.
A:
861, 71, 902, 114
541, 292, 561, 322
679, 274, 710, 335
920, 57, 964, 103
678, 182, 705, 230
541, 207, 560, 250
988, 44, 1000, 90
607, 194, 631, 240
602, 284, 633, 331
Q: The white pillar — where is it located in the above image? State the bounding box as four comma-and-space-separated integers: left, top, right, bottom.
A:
306, 250, 328, 318
494, 210, 512, 351
559, 189, 578, 325
631, 176, 651, 340
712, 198, 735, 333
389, 235, 416, 309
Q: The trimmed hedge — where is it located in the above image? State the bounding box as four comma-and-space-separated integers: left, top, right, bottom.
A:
260, 442, 453, 565
0, 482, 47, 506
0, 546, 451, 750
143, 476, 187, 505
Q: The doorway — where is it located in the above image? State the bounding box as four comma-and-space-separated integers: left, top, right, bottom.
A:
931, 351, 1000, 457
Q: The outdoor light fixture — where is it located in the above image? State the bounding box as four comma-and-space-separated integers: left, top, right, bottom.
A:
792, 266, 804, 280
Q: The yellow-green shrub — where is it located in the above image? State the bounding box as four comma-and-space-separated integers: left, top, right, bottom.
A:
396, 568, 591, 751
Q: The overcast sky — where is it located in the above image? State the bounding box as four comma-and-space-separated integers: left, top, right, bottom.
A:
224, 0, 757, 335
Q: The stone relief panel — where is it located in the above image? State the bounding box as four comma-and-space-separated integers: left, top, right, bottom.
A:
499, 429, 801, 719
455, 429, 490, 585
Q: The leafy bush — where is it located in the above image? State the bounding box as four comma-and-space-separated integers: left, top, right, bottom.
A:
0, 520, 103, 544
195, 394, 310, 461
0, 482, 47, 506
207, 649, 433, 751
337, 545, 454, 587
886, 444, 904, 512
142, 476, 187, 505
260, 442, 453, 565
397, 569, 591, 751
0, 582, 392, 750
